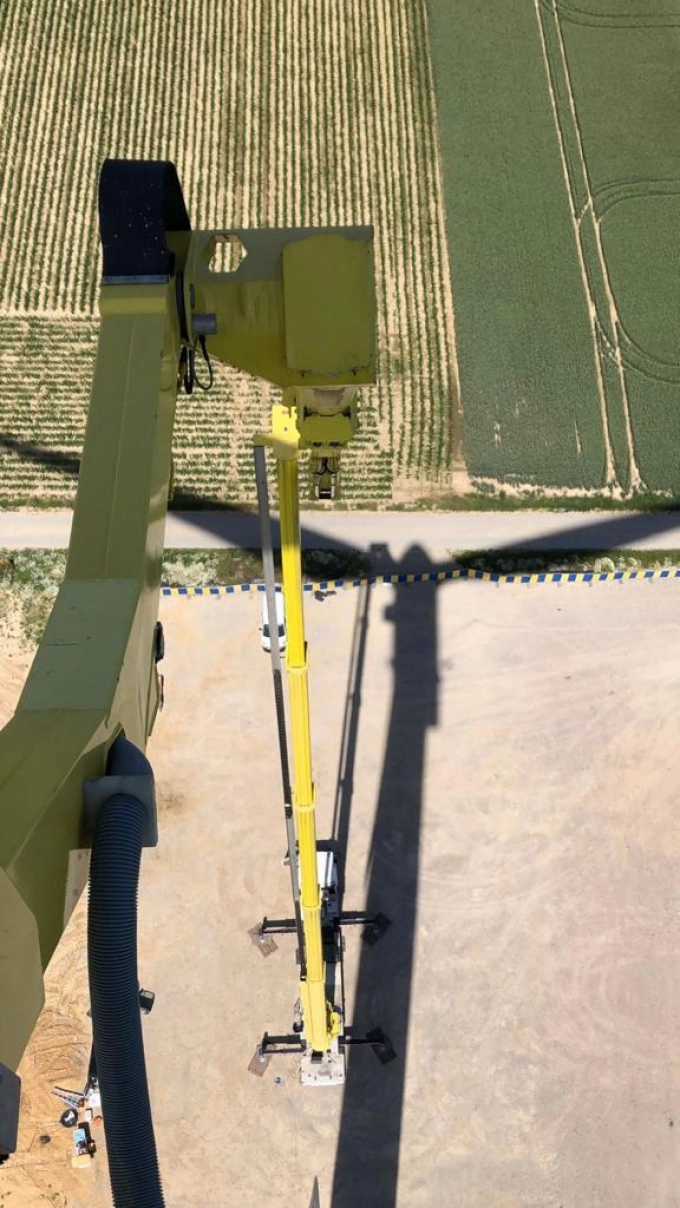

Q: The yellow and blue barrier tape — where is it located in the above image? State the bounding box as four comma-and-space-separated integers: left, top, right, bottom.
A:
161, 565, 680, 597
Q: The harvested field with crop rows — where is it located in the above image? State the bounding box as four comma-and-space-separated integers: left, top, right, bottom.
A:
0, 0, 459, 507
1, 1, 676, 506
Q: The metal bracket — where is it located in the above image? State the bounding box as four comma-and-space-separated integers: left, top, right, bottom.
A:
254, 401, 300, 462
83, 735, 158, 847
339, 1027, 397, 1064
258, 910, 390, 941
248, 1032, 304, 1074
360, 912, 392, 946
82, 775, 158, 848
260, 1032, 306, 1056
248, 924, 278, 958
248, 1046, 272, 1077
139, 988, 155, 1014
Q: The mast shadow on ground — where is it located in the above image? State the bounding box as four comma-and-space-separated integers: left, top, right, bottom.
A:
331, 544, 439, 1208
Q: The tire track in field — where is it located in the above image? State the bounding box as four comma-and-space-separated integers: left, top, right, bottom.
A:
415, 0, 462, 476
535, 0, 643, 493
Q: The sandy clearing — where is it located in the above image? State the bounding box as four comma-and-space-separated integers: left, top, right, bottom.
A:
2, 578, 680, 1205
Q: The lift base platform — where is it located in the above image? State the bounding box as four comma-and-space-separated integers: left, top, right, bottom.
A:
251, 851, 395, 1084
300, 1041, 346, 1087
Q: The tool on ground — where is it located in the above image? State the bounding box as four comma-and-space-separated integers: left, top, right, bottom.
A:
72, 1121, 97, 1169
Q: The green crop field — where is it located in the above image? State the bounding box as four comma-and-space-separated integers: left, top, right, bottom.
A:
427, 0, 680, 497
0, 0, 459, 508
0, 1, 677, 508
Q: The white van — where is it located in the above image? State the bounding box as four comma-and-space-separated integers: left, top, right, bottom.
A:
260, 588, 286, 653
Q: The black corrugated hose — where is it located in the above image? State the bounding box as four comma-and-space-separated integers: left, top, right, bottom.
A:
88, 789, 165, 1208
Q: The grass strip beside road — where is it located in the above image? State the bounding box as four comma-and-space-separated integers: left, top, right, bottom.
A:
1, 548, 678, 647
0, 549, 371, 645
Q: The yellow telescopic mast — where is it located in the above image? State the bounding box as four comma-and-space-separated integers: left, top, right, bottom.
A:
278, 452, 340, 1052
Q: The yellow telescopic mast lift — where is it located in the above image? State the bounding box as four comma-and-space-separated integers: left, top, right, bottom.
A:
248, 236, 395, 1083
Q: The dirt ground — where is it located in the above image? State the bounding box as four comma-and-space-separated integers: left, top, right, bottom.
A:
2, 577, 680, 1206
